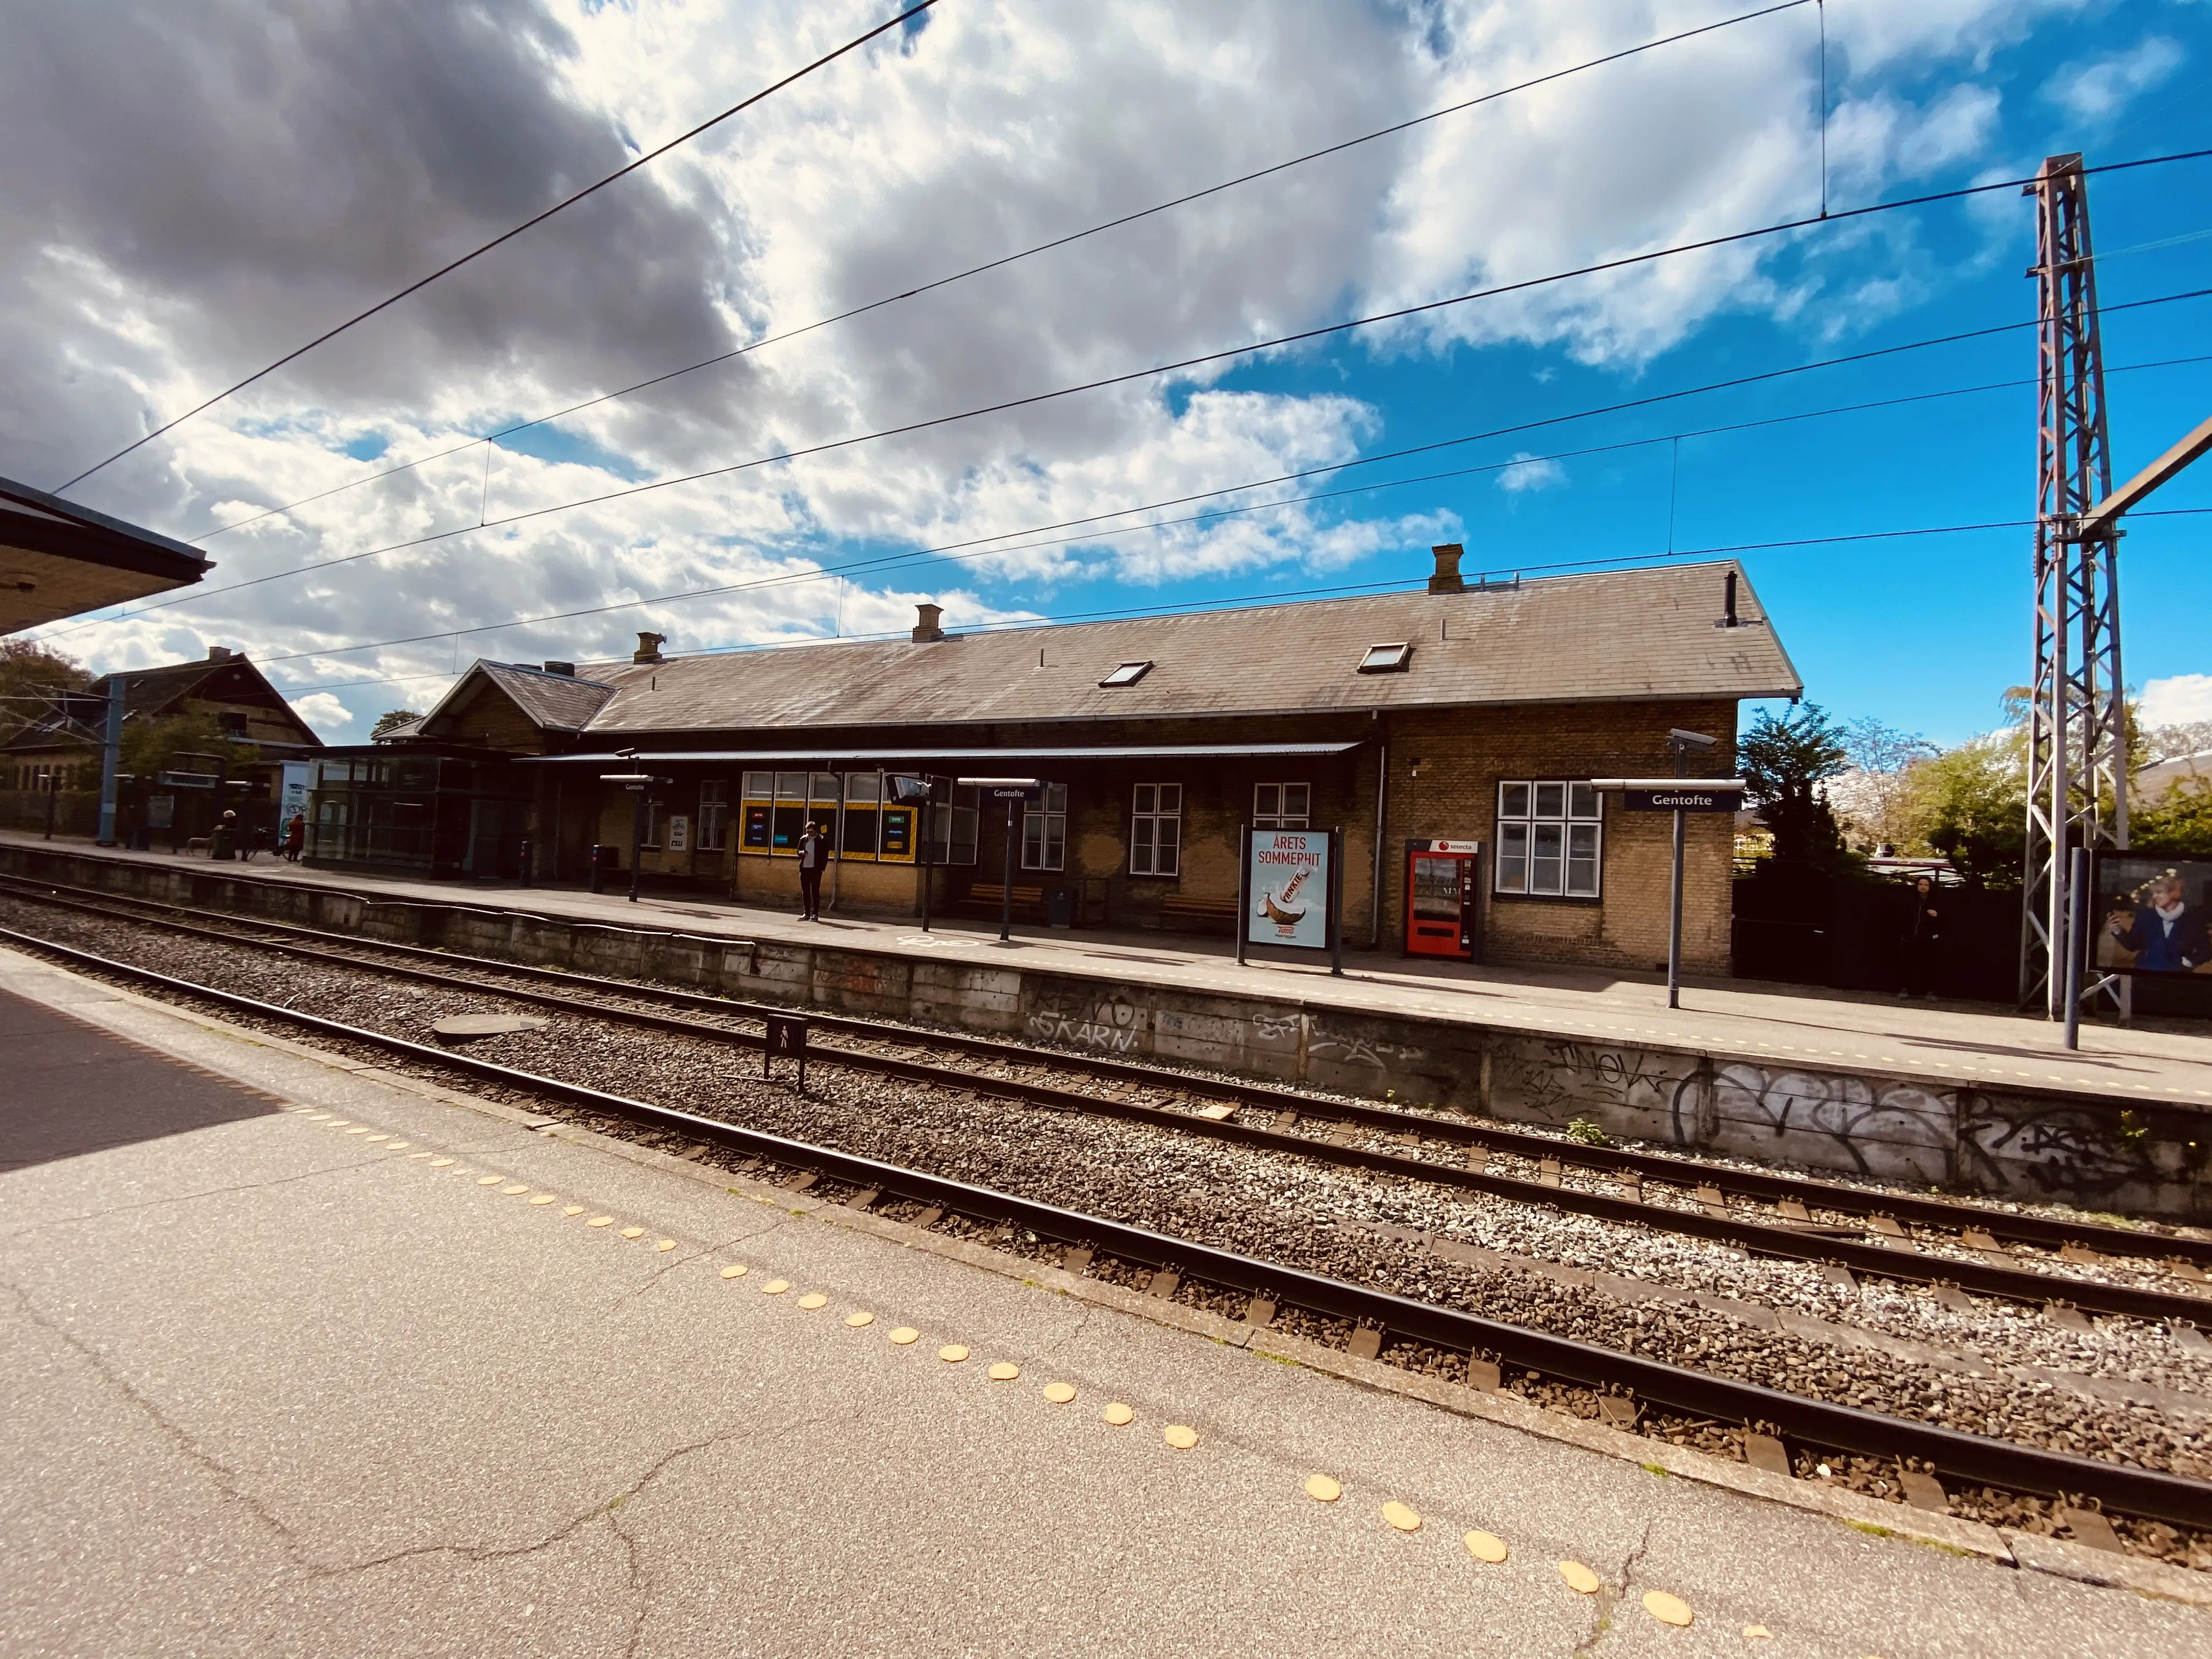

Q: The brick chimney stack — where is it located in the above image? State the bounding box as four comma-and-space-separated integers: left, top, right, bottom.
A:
912, 603, 945, 643
633, 631, 666, 664
1427, 544, 1466, 594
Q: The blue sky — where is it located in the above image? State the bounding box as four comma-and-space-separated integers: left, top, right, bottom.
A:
5, 1, 2208, 747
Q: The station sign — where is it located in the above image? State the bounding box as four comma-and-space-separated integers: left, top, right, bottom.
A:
1621, 783, 1745, 813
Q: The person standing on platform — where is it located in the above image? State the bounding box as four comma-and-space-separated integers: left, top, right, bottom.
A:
797, 820, 827, 920
282, 812, 306, 862
1899, 873, 1944, 1000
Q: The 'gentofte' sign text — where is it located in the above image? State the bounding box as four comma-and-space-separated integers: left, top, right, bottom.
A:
1623, 786, 1744, 813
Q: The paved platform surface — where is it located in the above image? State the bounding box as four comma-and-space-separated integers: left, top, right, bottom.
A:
4, 945, 2209, 1657
8, 828, 2211, 1109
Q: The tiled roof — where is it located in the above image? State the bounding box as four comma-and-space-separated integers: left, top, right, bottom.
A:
475, 662, 619, 731
568, 560, 1799, 738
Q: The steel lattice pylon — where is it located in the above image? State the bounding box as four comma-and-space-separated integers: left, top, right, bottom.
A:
2020, 153, 2127, 1017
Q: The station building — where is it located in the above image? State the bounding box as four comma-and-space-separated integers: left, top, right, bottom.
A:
308, 549, 1800, 974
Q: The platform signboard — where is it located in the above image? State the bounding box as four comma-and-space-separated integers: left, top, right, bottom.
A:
1245, 828, 1332, 952
1620, 782, 1745, 812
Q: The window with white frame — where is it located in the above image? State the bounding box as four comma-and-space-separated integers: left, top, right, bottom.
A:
1253, 782, 1309, 830
1494, 780, 1601, 897
1021, 782, 1068, 871
1129, 782, 1181, 876
698, 780, 729, 851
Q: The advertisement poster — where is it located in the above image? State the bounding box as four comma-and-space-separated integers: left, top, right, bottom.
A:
2093, 856, 2212, 977
279, 760, 312, 829
1248, 828, 1331, 951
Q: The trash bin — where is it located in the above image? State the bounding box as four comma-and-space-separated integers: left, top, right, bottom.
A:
209, 826, 235, 861
589, 843, 613, 894
1046, 887, 1074, 929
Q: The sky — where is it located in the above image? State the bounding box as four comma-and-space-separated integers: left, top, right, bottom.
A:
2, 0, 2207, 748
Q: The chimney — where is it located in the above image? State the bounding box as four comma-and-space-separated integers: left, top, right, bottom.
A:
542, 660, 575, 677
1427, 543, 1466, 595
633, 631, 666, 664
1719, 571, 1740, 628
206, 645, 234, 662
911, 602, 945, 643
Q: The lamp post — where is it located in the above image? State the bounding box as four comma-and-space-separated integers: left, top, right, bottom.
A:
961, 777, 1042, 943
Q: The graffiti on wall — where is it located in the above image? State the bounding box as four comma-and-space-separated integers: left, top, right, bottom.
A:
1708, 1065, 1952, 1181
1025, 985, 1149, 1054
1959, 1096, 2176, 1204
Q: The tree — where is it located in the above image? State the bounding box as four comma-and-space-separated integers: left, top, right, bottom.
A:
2133, 775, 2212, 857
121, 711, 256, 788
2142, 720, 2212, 766
0, 639, 92, 736
1841, 715, 1938, 775
1827, 715, 1940, 850
1740, 702, 1849, 864
371, 708, 423, 738
1892, 724, 2027, 888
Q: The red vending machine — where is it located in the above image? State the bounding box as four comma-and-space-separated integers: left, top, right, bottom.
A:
1403, 839, 1481, 960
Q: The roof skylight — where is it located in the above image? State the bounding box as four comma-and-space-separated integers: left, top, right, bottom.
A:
1099, 661, 1153, 687
1357, 642, 1413, 674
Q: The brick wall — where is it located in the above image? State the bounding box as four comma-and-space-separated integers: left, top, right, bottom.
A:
520, 698, 1741, 970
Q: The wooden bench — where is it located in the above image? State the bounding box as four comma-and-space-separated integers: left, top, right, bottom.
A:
963, 882, 1045, 915
1157, 893, 1238, 932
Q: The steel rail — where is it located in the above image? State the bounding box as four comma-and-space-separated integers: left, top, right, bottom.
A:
7, 917, 2209, 1532
4, 870, 2207, 1276
15, 880, 2211, 1320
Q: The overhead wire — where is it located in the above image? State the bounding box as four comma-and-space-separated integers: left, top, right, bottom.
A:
49, 0, 947, 494
278, 504, 2212, 698
44, 280, 2212, 642
187, 0, 1820, 545
233, 347, 2209, 676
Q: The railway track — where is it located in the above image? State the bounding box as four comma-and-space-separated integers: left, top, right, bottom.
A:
4, 893, 2212, 1549
4, 872, 2208, 1328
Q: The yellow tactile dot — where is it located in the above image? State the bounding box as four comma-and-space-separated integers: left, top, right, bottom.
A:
344, 1127, 372, 1136
1642, 1591, 1692, 1627
1558, 1561, 1602, 1595
385, 1142, 409, 1150
324, 1120, 350, 1128
845, 1311, 873, 1327
620, 1227, 645, 1239
528, 1194, 557, 1205
988, 1362, 1019, 1381
1742, 1624, 1774, 1640
760, 1279, 790, 1295
1381, 1501, 1420, 1531
1463, 1530, 1509, 1564
656, 1239, 678, 1252
587, 1216, 615, 1228
889, 1327, 920, 1345
500, 1184, 529, 1195
1102, 1403, 1135, 1426
476, 1176, 504, 1187
1163, 1424, 1199, 1450
409, 1152, 433, 1159
364, 1135, 390, 1143
1305, 1474, 1342, 1503
1042, 1382, 1076, 1404
798, 1293, 828, 1310
721, 1265, 748, 1279
563, 1204, 584, 1215
939, 1345, 969, 1363
304, 1114, 332, 1121
429, 1158, 455, 1167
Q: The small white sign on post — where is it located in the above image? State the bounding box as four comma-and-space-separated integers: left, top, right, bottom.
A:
1246, 828, 1331, 952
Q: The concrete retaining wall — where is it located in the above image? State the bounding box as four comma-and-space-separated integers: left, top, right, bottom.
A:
8, 841, 2209, 1220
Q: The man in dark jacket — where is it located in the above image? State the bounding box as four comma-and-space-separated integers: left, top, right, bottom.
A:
1899, 874, 1943, 1000
797, 820, 827, 920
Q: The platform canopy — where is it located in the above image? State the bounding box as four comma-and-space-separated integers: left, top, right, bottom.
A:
0, 472, 211, 636
520, 741, 1364, 765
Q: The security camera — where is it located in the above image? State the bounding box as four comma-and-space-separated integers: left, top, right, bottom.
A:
1667, 729, 1718, 750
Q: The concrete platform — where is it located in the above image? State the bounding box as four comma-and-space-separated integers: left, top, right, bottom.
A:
7, 831, 2212, 1218
4, 945, 2209, 1657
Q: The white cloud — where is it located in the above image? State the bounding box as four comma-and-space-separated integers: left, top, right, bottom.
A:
287, 691, 354, 735
0, 0, 2072, 736
2045, 37, 2183, 122
1495, 452, 1563, 494
2143, 674, 2212, 727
